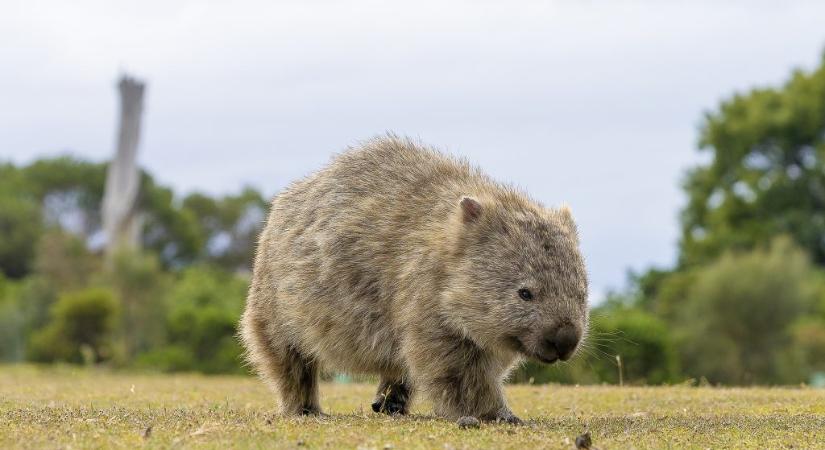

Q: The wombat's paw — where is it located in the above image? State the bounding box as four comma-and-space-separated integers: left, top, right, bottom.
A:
371, 381, 410, 416
299, 407, 324, 416
371, 396, 407, 415
479, 409, 523, 425
496, 413, 523, 425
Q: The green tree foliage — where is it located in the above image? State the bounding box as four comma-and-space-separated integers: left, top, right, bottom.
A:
787, 319, 825, 383
34, 230, 100, 291
0, 164, 42, 278
182, 188, 268, 271
138, 174, 204, 267
14, 277, 59, 346
28, 288, 120, 364
0, 156, 266, 373
588, 306, 679, 385
136, 267, 247, 373
0, 274, 25, 361
104, 250, 170, 358
681, 54, 825, 267
674, 238, 823, 384
0, 156, 270, 278
617, 53, 825, 386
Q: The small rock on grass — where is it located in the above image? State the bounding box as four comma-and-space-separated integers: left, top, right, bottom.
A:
575, 431, 592, 449
456, 416, 481, 429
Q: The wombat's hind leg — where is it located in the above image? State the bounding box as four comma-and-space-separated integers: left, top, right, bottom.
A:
371, 378, 411, 415
241, 313, 321, 415
279, 347, 322, 416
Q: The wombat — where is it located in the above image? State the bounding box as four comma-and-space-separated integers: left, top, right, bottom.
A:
240, 135, 589, 423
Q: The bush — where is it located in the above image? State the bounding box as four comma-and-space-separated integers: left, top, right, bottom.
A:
103, 250, 170, 358
0, 274, 25, 361
137, 266, 247, 373
28, 288, 120, 364
586, 307, 679, 384
674, 237, 823, 384
786, 318, 825, 383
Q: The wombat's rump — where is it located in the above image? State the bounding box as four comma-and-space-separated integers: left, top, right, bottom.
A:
240, 135, 588, 422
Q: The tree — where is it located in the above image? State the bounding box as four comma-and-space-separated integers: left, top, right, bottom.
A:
135, 173, 204, 267
182, 187, 267, 272
102, 76, 146, 258
0, 163, 41, 278
680, 53, 825, 267
0, 195, 41, 279
6, 157, 205, 272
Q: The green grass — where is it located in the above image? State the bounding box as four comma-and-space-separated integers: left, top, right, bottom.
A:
2, 366, 825, 449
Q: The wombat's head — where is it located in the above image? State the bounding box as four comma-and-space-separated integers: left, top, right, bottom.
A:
442, 195, 589, 364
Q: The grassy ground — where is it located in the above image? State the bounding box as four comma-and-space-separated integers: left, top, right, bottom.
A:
2, 366, 825, 449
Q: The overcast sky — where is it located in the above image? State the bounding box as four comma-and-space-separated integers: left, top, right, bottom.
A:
2, 0, 825, 302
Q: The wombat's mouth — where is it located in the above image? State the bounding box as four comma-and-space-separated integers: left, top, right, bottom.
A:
534, 354, 560, 364
505, 335, 560, 364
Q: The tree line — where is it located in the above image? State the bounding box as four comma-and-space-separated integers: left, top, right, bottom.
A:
0, 159, 264, 372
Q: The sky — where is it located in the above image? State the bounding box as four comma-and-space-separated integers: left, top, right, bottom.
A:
2, 0, 825, 302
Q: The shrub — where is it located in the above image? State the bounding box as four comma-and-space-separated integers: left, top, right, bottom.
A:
137, 266, 247, 373
103, 250, 170, 358
0, 274, 25, 361
586, 307, 679, 384
786, 318, 825, 383
28, 288, 119, 364
674, 237, 822, 384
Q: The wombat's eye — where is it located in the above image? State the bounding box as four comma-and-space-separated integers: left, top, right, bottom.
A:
517, 288, 533, 301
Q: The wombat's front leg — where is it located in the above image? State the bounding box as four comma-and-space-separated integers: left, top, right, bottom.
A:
371, 378, 411, 415
427, 373, 521, 424
407, 336, 521, 424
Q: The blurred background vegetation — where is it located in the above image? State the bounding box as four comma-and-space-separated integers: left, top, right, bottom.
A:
2, 54, 825, 386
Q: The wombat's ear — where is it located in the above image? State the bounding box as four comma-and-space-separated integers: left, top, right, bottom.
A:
460, 196, 483, 223
556, 204, 579, 238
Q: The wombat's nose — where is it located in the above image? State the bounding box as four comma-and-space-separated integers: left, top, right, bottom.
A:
543, 324, 580, 361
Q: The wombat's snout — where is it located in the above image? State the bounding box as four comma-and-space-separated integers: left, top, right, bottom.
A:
539, 323, 580, 363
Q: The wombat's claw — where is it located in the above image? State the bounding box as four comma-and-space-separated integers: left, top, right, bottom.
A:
371, 397, 406, 415
480, 409, 522, 425
498, 414, 523, 425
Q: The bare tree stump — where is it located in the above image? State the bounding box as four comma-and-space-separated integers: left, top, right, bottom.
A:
102, 75, 145, 259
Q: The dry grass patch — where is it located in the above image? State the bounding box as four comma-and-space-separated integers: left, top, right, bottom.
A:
2, 365, 825, 449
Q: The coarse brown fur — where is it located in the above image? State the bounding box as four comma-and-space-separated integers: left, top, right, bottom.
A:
239, 135, 589, 422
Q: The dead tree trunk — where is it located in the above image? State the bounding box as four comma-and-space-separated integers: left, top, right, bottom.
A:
102, 75, 145, 260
